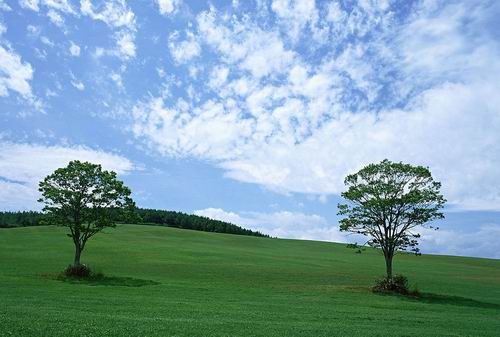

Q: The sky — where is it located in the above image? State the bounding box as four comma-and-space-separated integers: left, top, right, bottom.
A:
1, 0, 499, 259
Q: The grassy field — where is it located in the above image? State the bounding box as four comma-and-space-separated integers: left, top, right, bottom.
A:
1, 224, 499, 337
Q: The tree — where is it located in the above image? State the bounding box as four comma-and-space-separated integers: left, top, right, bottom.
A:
38, 160, 135, 267
337, 159, 445, 282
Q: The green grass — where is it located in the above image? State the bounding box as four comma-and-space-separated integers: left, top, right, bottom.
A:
1, 225, 499, 337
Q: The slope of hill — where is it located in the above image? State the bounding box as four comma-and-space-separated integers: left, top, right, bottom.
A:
0, 225, 499, 336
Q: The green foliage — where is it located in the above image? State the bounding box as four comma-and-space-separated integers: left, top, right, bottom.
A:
38, 160, 135, 266
372, 274, 412, 295
1, 225, 499, 336
0, 211, 45, 228
0, 208, 268, 237
346, 243, 365, 253
338, 159, 446, 280
62, 264, 92, 278
135, 208, 268, 237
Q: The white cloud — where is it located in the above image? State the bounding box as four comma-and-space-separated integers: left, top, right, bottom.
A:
90, 32, 136, 61
132, 97, 253, 160
217, 79, 500, 208
208, 66, 229, 89
80, 0, 134, 29
156, 0, 181, 16
93, 47, 105, 58
0, 142, 135, 210
47, 9, 64, 27
271, 0, 317, 41
43, 0, 74, 13
19, 0, 76, 14
40, 36, 54, 47
69, 41, 80, 56
71, 80, 85, 90
168, 31, 200, 64
45, 88, 57, 97
420, 224, 500, 259
0, 0, 11, 11
240, 34, 294, 78
20, 0, 76, 23
325, 2, 345, 24
194, 207, 346, 242
197, 8, 296, 78
19, 0, 40, 11
114, 30, 135, 59
26, 24, 41, 37
195, 207, 500, 259
0, 44, 34, 98
156, 67, 166, 78
110, 72, 123, 88
80, 0, 136, 61
130, 1, 500, 211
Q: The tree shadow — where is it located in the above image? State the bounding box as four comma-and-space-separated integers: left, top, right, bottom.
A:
381, 292, 500, 310
43, 273, 160, 287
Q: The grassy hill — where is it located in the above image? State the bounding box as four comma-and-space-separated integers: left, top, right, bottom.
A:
1, 225, 499, 337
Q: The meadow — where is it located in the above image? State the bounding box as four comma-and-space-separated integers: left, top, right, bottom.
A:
1, 224, 499, 337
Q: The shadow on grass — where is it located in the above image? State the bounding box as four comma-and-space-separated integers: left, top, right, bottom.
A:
42, 273, 160, 287
379, 291, 500, 310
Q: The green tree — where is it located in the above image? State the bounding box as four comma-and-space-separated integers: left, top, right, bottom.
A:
38, 160, 135, 267
338, 159, 445, 282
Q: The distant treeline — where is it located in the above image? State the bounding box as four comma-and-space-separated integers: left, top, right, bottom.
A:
135, 208, 267, 237
0, 211, 45, 228
0, 208, 268, 238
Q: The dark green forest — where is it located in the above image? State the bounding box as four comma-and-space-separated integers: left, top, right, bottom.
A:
0, 208, 268, 238
135, 208, 267, 237
0, 211, 44, 228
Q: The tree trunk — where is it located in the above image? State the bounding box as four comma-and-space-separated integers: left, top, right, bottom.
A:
385, 252, 393, 281
73, 243, 82, 267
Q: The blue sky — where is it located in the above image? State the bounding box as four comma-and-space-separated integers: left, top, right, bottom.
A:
1, 0, 499, 259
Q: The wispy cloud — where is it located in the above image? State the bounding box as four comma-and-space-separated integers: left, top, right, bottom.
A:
419, 224, 500, 259
156, 0, 181, 16
69, 41, 80, 56
0, 142, 135, 210
168, 30, 200, 64
130, 1, 500, 210
0, 43, 34, 98
196, 207, 500, 259
80, 0, 136, 61
194, 207, 346, 242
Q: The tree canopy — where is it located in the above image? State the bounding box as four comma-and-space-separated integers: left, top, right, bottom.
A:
38, 160, 135, 266
338, 159, 446, 281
